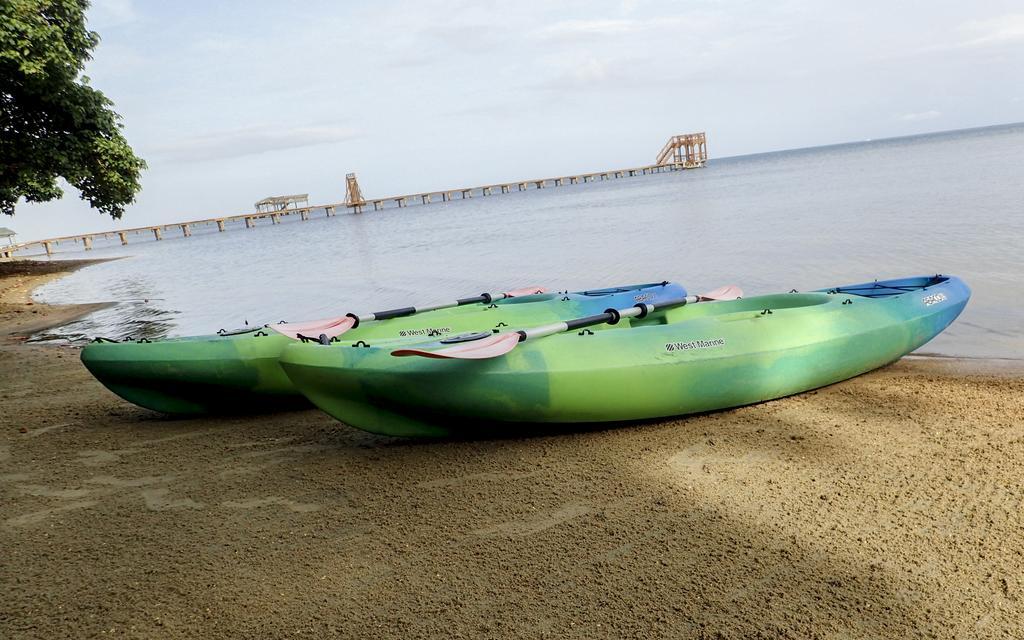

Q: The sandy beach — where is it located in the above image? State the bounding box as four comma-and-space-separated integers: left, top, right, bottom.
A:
1, 261, 1023, 639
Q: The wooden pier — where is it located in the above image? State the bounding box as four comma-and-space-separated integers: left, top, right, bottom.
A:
2, 132, 707, 259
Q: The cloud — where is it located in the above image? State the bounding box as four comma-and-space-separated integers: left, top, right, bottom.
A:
917, 13, 1024, 53
620, 0, 641, 14
89, 42, 147, 76
148, 125, 361, 162
535, 19, 644, 39
88, 0, 138, 29
189, 36, 248, 54
957, 13, 1024, 47
898, 110, 942, 122
441, 101, 527, 120
532, 16, 692, 42
531, 57, 635, 92
421, 24, 510, 53
531, 51, 726, 94
385, 52, 438, 69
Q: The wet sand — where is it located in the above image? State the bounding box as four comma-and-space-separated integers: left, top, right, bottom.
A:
0, 259, 113, 339
1, 263, 1023, 639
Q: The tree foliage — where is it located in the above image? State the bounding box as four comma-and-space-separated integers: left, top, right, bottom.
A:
0, 0, 145, 218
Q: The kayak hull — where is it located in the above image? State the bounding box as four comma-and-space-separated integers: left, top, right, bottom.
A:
81, 335, 299, 414
279, 276, 970, 437
80, 282, 684, 414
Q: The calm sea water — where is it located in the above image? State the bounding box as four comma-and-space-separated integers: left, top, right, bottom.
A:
32, 123, 1024, 359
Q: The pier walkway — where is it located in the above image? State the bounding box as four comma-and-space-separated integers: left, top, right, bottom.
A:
3, 132, 706, 259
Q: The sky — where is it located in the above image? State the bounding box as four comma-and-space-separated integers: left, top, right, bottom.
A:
9, 0, 1024, 241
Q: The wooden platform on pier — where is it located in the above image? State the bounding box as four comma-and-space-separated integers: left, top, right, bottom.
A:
2, 132, 707, 259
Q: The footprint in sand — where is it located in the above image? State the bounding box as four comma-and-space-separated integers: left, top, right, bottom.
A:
240, 444, 328, 459
85, 475, 202, 510
73, 433, 212, 468
221, 497, 320, 513
417, 470, 540, 489
86, 474, 176, 488
77, 449, 138, 467
666, 444, 775, 475
132, 430, 217, 447
4, 500, 98, 527
217, 463, 273, 479
225, 436, 301, 450
139, 488, 203, 511
473, 503, 593, 537
0, 472, 31, 482
22, 422, 75, 438
16, 484, 94, 499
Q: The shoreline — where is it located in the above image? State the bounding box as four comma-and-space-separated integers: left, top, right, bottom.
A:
903, 353, 1024, 376
0, 258, 115, 343
2, 262, 1023, 637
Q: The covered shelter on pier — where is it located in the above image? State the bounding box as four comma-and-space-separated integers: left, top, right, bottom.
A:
254, 194, 309, 213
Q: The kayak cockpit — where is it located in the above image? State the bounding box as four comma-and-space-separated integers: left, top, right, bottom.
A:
826, 275, 949, 298
648, 292, 831, 325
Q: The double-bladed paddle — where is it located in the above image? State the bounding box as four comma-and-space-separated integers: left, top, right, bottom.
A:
271, 286, 548, 340
391, 284, 743, 360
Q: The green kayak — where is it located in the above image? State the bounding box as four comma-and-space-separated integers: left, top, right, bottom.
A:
278, 275, 970, 437
80, 281, 684, 414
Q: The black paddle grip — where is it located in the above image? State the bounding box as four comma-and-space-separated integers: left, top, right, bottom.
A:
564, 312, 615, 332
372, 306, 417, 320
603, 308, 622, 325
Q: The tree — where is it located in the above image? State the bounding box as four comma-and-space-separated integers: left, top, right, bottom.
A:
0, 0, 145, 218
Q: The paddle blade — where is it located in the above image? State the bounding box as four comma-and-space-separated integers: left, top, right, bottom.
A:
271, 315, 357, 340
698, 285, 743, 301
503, 286, 548, 297
392, 332, 521, 359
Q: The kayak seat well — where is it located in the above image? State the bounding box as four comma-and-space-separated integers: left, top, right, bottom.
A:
659, 293, 832, 323
494, 293, 559, 305
830, 275, 948, 298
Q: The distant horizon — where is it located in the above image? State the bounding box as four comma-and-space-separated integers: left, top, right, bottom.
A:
716, 119, 1023, 161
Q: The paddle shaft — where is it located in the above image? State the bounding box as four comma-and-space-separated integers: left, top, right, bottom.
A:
352, 290, 539, 325
515, 294, 696, 342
